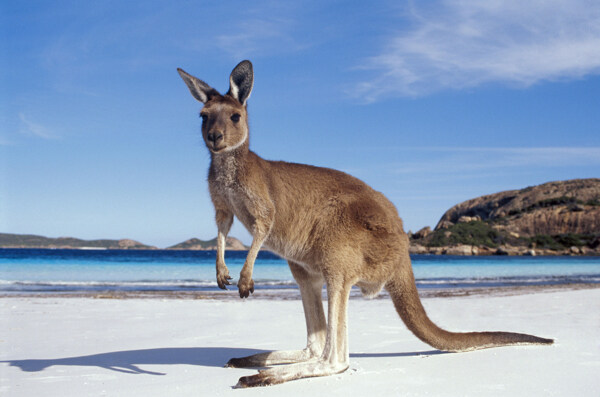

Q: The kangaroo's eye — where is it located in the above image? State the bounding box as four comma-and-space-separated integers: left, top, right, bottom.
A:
230, 113, 241, 123
200, 113, 208, 122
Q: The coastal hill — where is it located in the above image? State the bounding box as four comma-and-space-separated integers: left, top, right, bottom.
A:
410, 178, 600, 255
0, 233, 248, 251
0, 233, 156, 250
167, 237, 247, 250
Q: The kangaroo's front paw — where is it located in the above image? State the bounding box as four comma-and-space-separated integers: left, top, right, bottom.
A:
238, 276, 254, 298
216, 268, 232, 290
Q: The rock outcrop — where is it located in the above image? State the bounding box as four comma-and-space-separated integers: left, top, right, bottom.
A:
411, 178, 600, 255
435, 178, 600, 236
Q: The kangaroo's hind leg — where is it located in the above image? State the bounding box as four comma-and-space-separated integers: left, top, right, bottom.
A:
226, 261, 326, 368
235, 271, 353, 387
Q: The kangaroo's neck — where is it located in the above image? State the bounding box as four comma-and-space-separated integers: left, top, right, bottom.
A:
209, 144, 259, 187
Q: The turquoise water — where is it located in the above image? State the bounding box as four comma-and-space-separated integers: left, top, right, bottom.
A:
0, 249, 599, 293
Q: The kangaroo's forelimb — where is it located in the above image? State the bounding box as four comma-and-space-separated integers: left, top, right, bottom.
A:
215, 208, 233, 289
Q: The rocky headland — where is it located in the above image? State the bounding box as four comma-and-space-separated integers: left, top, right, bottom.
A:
409, 178, 600, 256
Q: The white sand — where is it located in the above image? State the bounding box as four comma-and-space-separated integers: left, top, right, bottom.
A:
1, 288, 599, 396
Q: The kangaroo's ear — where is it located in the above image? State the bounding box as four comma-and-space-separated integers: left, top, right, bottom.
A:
177, 68, 220, 104
227, 60, 253, 106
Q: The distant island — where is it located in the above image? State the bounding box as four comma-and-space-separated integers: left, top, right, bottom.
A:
1, 178, 598, 255
0, 233, 247, 251
167, 237, 247, 250
0, 234, 156, 250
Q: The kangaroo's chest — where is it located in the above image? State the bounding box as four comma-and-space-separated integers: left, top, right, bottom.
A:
211, 178, 257, 232
209, 157, 256, 228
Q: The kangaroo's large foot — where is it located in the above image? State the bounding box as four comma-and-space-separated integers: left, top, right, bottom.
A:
226, 348, 316, 368
226, 356, 259, 368
236, 371, 281, 388
234, 360, 349, 388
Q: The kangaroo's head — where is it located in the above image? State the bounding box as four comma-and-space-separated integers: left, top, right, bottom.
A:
177, 60, 254, 154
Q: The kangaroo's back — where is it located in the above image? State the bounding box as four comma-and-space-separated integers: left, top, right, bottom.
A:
251, 156, 406, 265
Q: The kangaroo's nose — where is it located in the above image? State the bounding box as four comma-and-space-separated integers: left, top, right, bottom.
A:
207, 131, 223, 144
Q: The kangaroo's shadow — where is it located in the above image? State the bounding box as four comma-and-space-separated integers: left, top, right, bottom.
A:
2, 348, 448, 376
1, 347, 268, 376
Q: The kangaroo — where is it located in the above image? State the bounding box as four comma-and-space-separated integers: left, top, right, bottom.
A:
177, 60, 553, 388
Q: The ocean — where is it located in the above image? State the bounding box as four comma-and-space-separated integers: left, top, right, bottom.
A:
1, 249, 599, 295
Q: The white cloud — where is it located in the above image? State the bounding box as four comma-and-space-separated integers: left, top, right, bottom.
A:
355, 0, 600, 100
18, 113, 58, 140
214, 14, 308, 60
216, 17, 294, 59
209, 1, 315, 60
392, 146, 600, 175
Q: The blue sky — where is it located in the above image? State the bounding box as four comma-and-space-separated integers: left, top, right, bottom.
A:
1, 0, 599, 248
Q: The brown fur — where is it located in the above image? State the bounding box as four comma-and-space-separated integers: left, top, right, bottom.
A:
177, 61, 553, 388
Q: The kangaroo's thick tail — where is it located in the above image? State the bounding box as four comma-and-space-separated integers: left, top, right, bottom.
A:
385, 265, 553, 352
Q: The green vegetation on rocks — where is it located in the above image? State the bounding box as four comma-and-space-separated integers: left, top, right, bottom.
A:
427, 221, 501, 248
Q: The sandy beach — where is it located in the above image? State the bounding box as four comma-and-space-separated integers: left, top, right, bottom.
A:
1, 286, 599, 396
